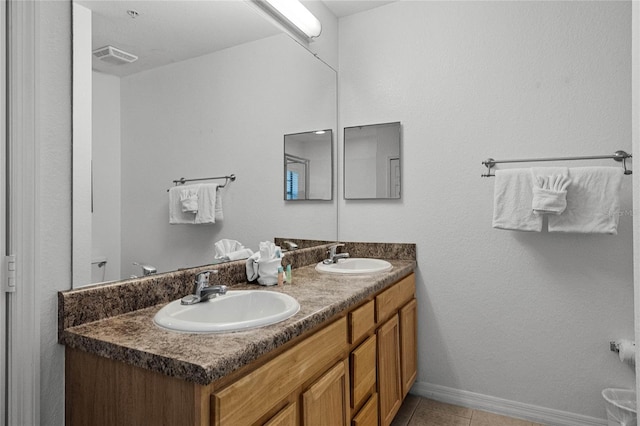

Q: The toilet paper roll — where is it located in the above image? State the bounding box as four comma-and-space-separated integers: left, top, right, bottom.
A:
617, 339, 636, 366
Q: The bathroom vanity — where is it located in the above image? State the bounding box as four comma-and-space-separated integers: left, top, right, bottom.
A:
60, 243, 417, 426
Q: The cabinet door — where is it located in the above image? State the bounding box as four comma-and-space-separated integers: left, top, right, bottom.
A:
264, 402, 297, 426
377, 315, 402, 426
302, 360, 349, 426
399, 299, 417, 397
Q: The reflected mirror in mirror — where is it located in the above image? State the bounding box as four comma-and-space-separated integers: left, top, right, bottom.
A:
72, 1, 337, 287
344, 122, 401, 200
284, 130, 333, 201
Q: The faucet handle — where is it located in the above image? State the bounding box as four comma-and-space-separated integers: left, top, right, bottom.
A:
195, 270, 218, 286
283, 241, 299, 250
327, 243, 345, 257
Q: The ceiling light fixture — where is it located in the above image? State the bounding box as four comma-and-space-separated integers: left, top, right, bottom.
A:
250, 0, 322, 42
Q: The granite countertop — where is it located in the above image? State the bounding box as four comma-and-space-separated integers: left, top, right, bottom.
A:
60, 259, 416, 386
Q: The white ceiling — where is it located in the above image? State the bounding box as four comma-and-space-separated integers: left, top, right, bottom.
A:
320, 0, 395, 18
79, 0, 395, 77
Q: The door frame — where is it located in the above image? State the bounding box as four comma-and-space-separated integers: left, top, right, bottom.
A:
5, 0, 41, 424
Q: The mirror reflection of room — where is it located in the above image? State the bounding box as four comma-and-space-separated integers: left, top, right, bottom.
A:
344, 121, 401, 200
73, 1, 338, 286
284, 130, 333, 201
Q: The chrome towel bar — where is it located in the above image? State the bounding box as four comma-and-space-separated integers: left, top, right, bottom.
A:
167, 174, 236, 191
481, 150, 631, 177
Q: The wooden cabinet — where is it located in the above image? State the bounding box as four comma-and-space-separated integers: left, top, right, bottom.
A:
302, 360, 349, 426
65, 273, 417, 426
374, 273, 417, 426
352, 394, 378, 426
399, 299, 417, 397
350, 335, 376, 411
264, 402, 297, 426
212, 317, 347, 426
349, 300, 375, 344
377, 315, 402, 426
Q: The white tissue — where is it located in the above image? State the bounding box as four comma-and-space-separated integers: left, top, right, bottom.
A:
617, 340, 636, 366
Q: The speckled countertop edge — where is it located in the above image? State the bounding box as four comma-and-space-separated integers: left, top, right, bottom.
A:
60, 260, 416, 386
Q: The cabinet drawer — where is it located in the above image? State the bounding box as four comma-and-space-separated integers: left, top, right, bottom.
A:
349, 300, 375, 344
264, 402, 297, 426
352, 393, 378, 426
213, 317, 348, 426
302, 360, 349, 426
376, 274, 415, 323
350, 335, 376, 410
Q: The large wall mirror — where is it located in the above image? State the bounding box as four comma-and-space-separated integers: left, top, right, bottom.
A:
284, 130, 333, 201
72, 1, 337, 287
344, 122, 401, 199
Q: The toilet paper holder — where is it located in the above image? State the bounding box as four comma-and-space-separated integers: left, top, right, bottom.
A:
610, 340, 636, 353
610, 341, 621, 353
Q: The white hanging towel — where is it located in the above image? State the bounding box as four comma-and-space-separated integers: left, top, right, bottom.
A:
492, 169, 543, 232
530, 167, 570, 216
548, 167, 623, 234
169, 186, 196, 224
194, 184, 219, 224
179, 185, 200, 213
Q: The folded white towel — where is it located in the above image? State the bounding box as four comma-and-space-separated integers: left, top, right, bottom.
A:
245, 252, 260, 282
179, 185, 200, 213
492, 169, 542, 232
530, 168, 570, 215
259, 241, 278, 260
257, 258, 281, 286
244, 241, 282, 284
194, 184, 218, 224
169, 187, 196, 224
548, 167, 623, 234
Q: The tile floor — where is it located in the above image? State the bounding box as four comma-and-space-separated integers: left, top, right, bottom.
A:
391, 395, 546, 426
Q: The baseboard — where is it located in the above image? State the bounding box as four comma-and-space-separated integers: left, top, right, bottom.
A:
411, 382, 608, 426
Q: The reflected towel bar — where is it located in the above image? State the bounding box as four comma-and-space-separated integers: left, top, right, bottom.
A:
167, 174, 236, 191
481, 150, 632, 177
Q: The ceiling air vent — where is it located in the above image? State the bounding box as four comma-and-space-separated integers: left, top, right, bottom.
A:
92, 46, 138, 65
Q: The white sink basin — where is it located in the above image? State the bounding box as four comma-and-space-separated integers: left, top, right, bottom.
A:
153, 290, 300, 333
315, 258, 393, 274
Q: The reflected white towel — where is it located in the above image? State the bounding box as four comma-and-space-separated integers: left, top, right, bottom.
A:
214, 239, 252, 261
215, 190, 224, 222
179, 185, 200, 213
169, 187, 196, 224
530, 167, 570, 216
492, 169, 542, 232
225, 248, 254, 261
214, 239, 245, 259
194, 184, 218, 224
548, 167, 623, 234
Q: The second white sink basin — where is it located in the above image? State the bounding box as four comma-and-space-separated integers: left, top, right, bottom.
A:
315, 258, 393, 275
153, 290, 300, 333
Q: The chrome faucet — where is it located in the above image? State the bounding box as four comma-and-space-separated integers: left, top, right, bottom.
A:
181, 270, 227, 305
283, 241, 299, 251
133, 262, 157, 277
323, 243, 350, 264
